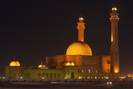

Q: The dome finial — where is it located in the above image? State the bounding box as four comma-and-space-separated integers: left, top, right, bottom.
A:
112, 5, 117, 12
79, 16, 84, 21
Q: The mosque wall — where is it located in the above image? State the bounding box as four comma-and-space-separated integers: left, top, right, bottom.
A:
5, 66, 23, 78
22, 69, 63, 78
101, 55, 111, 73
63, 66, 78, 79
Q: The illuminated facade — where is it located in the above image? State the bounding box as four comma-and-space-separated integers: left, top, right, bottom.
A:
110, 7, 120, 77
5, 7, 120, 79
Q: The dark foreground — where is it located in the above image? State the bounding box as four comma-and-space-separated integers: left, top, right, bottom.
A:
1, 82, 133, 89
0, 85, 133, 89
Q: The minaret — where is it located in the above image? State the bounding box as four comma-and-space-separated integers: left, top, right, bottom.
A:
110, 7, 120, 78
77, 17, 85, 42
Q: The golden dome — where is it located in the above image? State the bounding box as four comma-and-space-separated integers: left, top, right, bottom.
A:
112, 7, 117, 11
38, 61, 46, 69
9, 61, 20, 66
38, 64, 45, 68
66, 41, 92, 56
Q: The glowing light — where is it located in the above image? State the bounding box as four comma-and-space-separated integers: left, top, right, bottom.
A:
66, 61, 75, 66
119, 76, 126, 79
42, 77, 45, 79
111, 35, 113, 42
95, 76, 97, 79
2, 77, 5, 79
79, 17, 84, 21
114, 68, 119, 73
104, 76, 109, 79
78, 76, 82, 79
71, 62, 74, 66
112, 7, 117, 11
107, 82, 112, 85
128, 74, 131, 77
66, 62, 70, 66
87, 76, 90, 79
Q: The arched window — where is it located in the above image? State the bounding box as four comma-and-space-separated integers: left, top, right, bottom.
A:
50, 73, 53, 78
71, 72, 74, 78
38, 73, 41, 78
58, 73, 60, 78
42, 73, 45, 77
85, 61, 86, 64
82, 69, 84, 73
54, 73, 56, 78
88, 69, 92, 73
46, 73, 49, 78
95, 69, 99, 73
95, 70, 98, 73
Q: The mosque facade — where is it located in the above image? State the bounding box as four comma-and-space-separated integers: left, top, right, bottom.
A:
5, 7, 120, 79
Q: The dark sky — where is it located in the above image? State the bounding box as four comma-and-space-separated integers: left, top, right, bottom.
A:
0, 0, 133, 75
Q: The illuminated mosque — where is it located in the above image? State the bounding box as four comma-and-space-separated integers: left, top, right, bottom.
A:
5, 7, 120, 79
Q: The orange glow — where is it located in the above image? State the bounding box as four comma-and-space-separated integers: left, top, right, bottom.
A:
114, 68, 119, 73
127, 74, 131, 77
78, 76, 82, 79
71, 62, 74, 66
66, 61, 75, 66
66, 41, 92, 56
111, 35, 113, 42
9, 61, 20, 66
104, 76, 109, 79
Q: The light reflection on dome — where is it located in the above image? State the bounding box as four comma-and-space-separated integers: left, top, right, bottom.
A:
66, 41, 92, 56
9, 61, 20, 66
38, 64, 45, 68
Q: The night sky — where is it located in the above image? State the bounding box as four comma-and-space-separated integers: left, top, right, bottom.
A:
0, 0, 133, 75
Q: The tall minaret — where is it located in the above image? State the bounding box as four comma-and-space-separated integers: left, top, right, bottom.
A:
77, 17, 85, 42
110, 6, 120, 78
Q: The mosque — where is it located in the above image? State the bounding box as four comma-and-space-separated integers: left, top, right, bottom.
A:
5, 6, 120, 79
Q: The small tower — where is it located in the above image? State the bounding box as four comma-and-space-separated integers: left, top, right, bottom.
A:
77, 17, 85, 42
110, 6, 120, 78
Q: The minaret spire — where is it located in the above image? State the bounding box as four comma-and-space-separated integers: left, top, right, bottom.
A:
77, 16, 85, 42
110, 6, 120, 78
